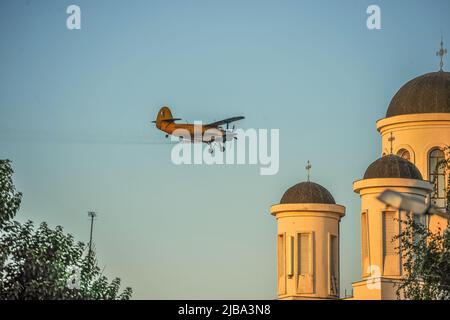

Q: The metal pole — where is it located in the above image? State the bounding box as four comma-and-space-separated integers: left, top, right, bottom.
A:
88, 211, 96, 262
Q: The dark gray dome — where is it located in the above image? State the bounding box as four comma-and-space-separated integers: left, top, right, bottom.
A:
280, 181, 336, 204
364, 155, 423, 180
386, 71, 450, 117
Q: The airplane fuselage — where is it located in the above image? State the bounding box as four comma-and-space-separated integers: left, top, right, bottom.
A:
158, 122, 226, 143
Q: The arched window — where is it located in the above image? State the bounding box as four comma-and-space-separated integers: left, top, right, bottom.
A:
397, 149, 411, 162
429, 148, 446, 208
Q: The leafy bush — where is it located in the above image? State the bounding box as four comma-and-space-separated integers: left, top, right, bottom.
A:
0, 159, 132, 300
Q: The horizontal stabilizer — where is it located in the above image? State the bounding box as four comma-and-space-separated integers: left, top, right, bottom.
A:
162, 118, 181, 122
152, 118, 181, 123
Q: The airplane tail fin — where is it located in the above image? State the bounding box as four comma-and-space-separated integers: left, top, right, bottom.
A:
153, 106, 180, 128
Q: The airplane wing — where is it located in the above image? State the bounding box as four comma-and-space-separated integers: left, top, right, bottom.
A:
207, 116, 245, 127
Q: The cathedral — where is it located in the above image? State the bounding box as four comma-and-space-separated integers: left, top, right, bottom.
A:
270, 40, 450, 300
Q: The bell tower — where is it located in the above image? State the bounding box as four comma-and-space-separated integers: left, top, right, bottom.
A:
377, 39, 450, 219
350, 155, 433, 300
270, 168, 345, 300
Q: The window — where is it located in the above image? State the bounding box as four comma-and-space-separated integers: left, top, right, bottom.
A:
429, 148, 446, 208
383, 212, 397, 255
298, 234, 310, 275
287, 236, 294, 277
361, 212, 369, 274
397, 149, 411, 162
277, 234, 286, 294
278, 234, 285, 276
329, 235, 339, 296
297, 233, 314, 293
382, 211, 401, 275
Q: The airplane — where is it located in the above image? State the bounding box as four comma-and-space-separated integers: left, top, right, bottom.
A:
152, 106, 245, 153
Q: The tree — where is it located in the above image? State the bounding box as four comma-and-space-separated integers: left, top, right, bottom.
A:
0, 159, 132, 300
396, 216, 450, 300
396, 149, 450, 300
0, 160, 22, 228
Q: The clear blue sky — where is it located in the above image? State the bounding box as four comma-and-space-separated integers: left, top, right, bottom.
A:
1, 0, 449, 299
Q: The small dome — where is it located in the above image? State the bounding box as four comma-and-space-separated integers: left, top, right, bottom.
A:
364, 155, 423, 180
280, 181, 336, 204
386, 71, 450, 117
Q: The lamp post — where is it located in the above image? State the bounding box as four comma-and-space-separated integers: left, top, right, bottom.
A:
377, 189, 450, 220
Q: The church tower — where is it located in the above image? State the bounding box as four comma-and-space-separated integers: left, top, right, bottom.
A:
376, 38, 449, 230
270, 173, 345, 300
351, 155, 433, 300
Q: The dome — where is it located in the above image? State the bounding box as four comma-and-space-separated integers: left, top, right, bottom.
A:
386, 71, 450, 117
363, 155, 423, 180
280, 181, 336, 204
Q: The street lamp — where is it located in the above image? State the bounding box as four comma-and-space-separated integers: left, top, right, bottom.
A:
377, 189, 450, 220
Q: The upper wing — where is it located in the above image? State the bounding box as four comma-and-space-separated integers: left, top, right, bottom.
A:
207, 116, 245, 127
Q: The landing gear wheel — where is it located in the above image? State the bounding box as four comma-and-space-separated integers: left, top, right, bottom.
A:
221, 146, 225, 152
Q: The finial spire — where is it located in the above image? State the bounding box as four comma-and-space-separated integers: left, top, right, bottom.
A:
437, 35, 447, 71
388, 132, 395, 155
305, 160, 312, 182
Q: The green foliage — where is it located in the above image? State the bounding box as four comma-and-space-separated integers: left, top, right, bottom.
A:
396, 215, 450, 300
0, 159, 132, 300
0, 160, 22, 228
399, 147, 450, 299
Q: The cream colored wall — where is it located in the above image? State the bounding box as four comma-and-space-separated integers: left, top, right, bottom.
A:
347, 279, 401, 300
377, 113, 449, 183
428, 214, 449, 233
270, 203, 345, 300
353, 178, 433, 279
